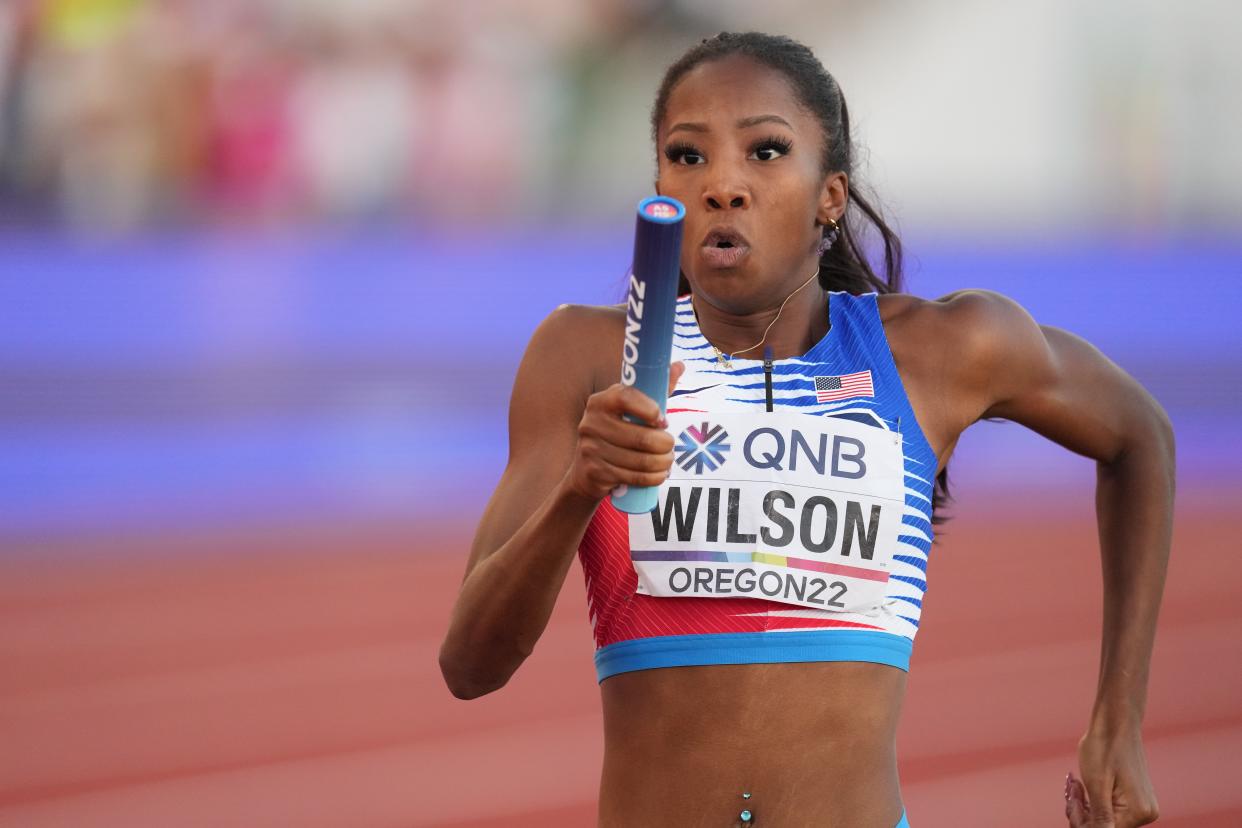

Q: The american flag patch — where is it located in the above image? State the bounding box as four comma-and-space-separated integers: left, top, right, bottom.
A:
814, 371, 874, 403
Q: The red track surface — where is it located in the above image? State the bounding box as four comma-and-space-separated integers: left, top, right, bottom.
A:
1, 493, 1239, 827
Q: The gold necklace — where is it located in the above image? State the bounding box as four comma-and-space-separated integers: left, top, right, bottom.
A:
694, 267, 821, 369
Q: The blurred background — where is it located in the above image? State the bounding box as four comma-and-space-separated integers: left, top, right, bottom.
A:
1, 0, 1239, 825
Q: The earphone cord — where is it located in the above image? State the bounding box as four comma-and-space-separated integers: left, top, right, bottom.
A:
695, 266, 821, 360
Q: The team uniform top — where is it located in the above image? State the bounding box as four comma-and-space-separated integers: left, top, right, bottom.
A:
578, 290, 937, 683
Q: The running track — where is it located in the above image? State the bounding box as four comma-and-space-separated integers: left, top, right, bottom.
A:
1, 492, 1239, 827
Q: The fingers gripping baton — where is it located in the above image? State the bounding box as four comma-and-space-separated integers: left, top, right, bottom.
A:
611, 196, 686, 514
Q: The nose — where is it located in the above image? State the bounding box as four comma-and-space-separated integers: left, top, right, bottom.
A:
701, 166, 750, 211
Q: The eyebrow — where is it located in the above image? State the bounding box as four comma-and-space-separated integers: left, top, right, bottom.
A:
666, 114, 793, 137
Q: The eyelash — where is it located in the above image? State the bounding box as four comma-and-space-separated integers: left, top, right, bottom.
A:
752, 135, 793, 159
663, 135, 793, 165
664, 141, 701, 164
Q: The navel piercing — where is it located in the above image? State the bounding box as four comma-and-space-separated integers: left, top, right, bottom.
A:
739, 791, 754, 825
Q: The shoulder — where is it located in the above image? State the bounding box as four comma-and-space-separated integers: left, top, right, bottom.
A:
878, 289, 1049, 372
519, 302, 627, 396
878, 288, 1036, 333
533, 301, 624, 336
529, 302, 627, 356
876, 289, 1057, 438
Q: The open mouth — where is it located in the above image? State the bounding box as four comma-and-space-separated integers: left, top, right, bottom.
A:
700, 228, 750, 268
702, 228, 749, 249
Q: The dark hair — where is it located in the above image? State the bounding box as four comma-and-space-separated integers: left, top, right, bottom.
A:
651, 31, 951, 524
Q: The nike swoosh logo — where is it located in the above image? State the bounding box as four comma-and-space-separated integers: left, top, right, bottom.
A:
670, 384, 720, 398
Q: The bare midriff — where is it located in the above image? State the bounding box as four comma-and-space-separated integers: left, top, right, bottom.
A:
598, 660, 907, 828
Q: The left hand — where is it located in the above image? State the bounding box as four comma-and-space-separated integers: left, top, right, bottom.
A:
1064, 725, 1160, 826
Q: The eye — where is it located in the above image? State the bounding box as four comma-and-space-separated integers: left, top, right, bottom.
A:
749, 136, 793, 161
665, 142, 705, 166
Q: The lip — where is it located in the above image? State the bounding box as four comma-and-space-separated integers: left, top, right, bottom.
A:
700, 226, 751, 269
701, 245, 750, 268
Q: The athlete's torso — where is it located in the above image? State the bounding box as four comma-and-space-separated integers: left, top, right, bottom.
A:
582, 291, 938, 679
579, 290, 945, 827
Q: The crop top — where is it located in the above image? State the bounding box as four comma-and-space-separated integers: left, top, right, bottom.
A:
578, 290, 937, 683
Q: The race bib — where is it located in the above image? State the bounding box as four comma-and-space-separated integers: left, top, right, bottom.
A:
629, 409, 905, 613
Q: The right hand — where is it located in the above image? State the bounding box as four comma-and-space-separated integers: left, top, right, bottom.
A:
565, 361, 686, 501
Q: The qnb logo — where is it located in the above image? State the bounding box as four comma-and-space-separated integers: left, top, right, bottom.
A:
675, 421, 731, 474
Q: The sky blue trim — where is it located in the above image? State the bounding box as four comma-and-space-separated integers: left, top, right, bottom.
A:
595, 629, 913, 682
896, 809, 911, 828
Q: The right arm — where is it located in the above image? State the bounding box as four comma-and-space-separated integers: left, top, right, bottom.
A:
437, 305, 682, 699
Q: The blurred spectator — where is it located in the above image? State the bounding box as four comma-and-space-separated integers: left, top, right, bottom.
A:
0, 0, 1239, 234
202, 5, 295, 224
0, 0, 45, 214
287, 15, 415, 219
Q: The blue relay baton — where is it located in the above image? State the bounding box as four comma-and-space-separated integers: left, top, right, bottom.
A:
610, 195, 686, 514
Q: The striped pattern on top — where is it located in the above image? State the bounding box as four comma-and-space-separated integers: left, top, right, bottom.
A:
577, 290, 938, 672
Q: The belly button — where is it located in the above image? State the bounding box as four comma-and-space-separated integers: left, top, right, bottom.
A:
732, 792, 754, 826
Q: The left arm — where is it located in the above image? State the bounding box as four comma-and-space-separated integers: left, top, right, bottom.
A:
945, 290, 1173, 827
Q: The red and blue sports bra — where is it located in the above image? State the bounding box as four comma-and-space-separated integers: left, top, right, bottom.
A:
578, 291, 937, 682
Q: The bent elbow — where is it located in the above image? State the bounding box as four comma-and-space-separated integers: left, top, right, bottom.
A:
1155, 406, 1175, 466
444, 674, 505, 701
438, 647, 509, 700
443, 678, 496, 701
1136, 401, 1176, 474
1113, 397, 1176, 470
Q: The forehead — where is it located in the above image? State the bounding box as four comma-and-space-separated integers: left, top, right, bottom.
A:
659, 54, 815, 140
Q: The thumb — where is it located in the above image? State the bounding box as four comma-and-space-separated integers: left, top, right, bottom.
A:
667, 360, 685, 396
1082, 772, 1116, 826
1066, 772, 1090, 826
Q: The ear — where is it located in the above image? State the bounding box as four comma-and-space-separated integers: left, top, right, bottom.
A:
815, 171, 849, 226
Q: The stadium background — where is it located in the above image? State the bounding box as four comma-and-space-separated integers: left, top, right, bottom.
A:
1, 1, 1239, 825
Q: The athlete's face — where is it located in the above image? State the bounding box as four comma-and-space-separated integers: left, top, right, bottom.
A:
655, 55, 846, 312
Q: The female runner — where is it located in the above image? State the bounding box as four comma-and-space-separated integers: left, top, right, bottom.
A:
439, 32, 1172, 828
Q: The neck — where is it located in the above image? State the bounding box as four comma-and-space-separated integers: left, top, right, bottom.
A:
692, 276, 830, 361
